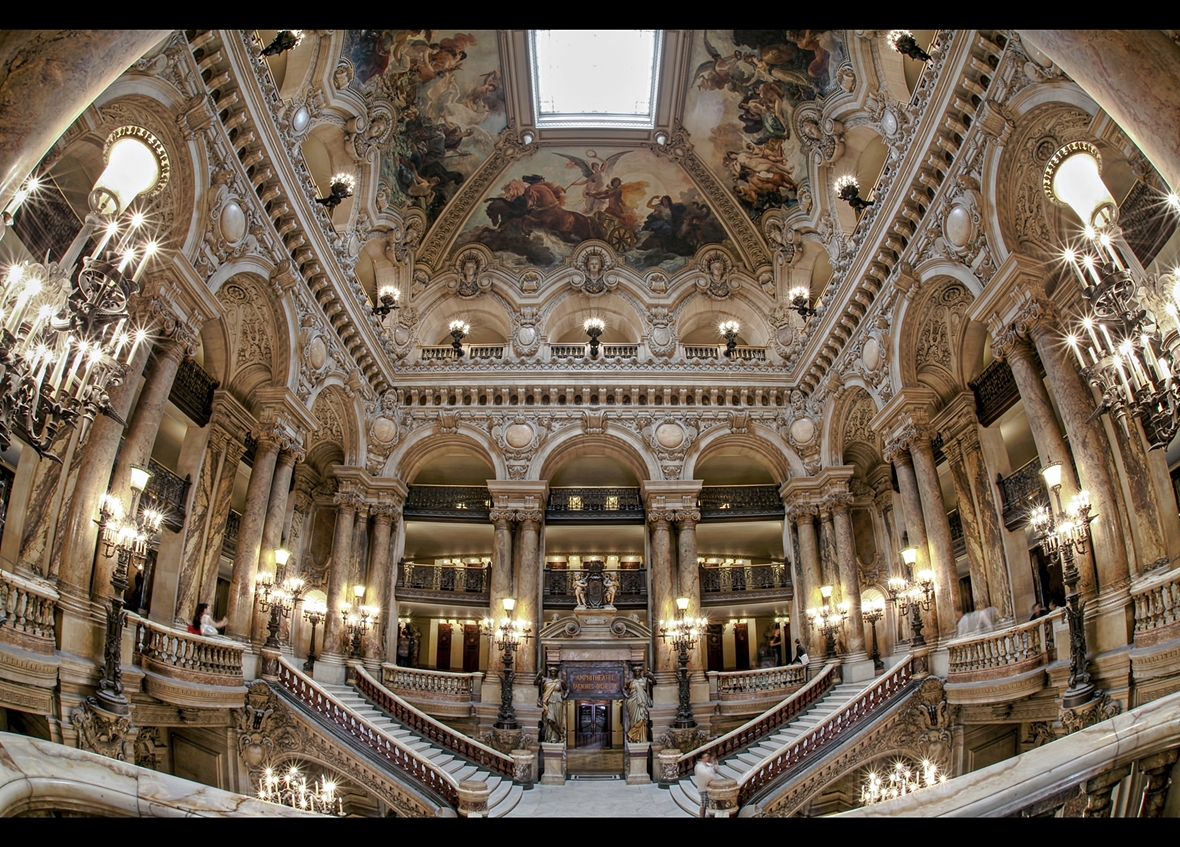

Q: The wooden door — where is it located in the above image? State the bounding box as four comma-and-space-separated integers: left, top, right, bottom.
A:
462, 623, 480, 672
706, 623, 724, 672
436, 622, 452, 669
734, 622, 750, 670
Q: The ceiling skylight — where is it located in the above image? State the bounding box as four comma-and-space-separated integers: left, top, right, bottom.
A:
530, 30, 662, 130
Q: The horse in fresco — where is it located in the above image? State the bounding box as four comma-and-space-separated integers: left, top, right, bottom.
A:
517, 175, 598, 244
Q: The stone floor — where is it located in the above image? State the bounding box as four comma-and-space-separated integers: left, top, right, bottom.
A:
505, 779, 693, 817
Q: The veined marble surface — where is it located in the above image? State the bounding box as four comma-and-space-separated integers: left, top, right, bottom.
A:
0, 732, 318, 817
840, 689, 1180, 817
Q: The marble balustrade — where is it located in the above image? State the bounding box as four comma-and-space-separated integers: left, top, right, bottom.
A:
946, 613, 1059, 679
713, 665, 807, 699
0, 569, 58, 654
131, 614, 244, 684
381, 663, 483, 702
1132, 569, 1180, 643
840, 688, 1180, 817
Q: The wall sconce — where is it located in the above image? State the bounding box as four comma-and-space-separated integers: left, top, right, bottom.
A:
584, 316, 604, 358
373, 285, 400, 317
719, 319, 740, 358
836, 175, 874, 212
449, 320, 469, 359
788, 285, 817, 318
315, 172, 355, 212
888, 30, 931, 63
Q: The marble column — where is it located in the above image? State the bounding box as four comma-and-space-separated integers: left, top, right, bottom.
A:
364, 505, 395, 663
830, 494, 866, 657
175, 426, 244, 624
1109, 407, 1175, 576
674, 508, 704, 675
0, 30, 171, 206
909, 427, 961, 639
487, 509, 514, 672
791, 505, 821, 650
648, 511, 676, 674
321, 490, 362, 658
514, 511, 542, 676
226, 434, 280, 637
252, 447, 301, 641
1021, 301, 1132, 593
943, 437, 993, 613
1016, 31, 1180, 195
53, 343, 151, 596
958, 426, 1014, 621
888, 444, 939, 636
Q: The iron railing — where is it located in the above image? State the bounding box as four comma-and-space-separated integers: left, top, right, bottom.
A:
543, 567, 647, 607
168, 355, 219, 427
546, 487, 644, 522
698, 485, 784, 520
403, 485, 491, 521
699, 563, 792, 601
997, 458, 1049, 531
396, 561, 490, 603
222, 509, 242, 558
143, 457, 190, 532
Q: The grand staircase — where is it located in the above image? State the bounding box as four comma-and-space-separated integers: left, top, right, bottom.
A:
317, 681, 525, 817
670, 677, 872, 816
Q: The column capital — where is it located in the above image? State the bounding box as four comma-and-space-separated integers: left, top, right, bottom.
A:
370, 503, 397, 525
883, 418, 933, 462
647, 510, 674, 525
672, 508, 700, 525
333, 489, 367, 512
786, 502, 818, 524
516, 509, 543, 527
822, 490, 854, 515
489, 508, 515, 526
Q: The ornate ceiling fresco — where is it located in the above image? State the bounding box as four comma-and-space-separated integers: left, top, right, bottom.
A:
343, 30, 506, 227
335, 29, 853, 279
681, 29, 848, 220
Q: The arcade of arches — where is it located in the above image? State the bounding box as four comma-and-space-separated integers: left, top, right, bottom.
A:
1, 29, 1180, 816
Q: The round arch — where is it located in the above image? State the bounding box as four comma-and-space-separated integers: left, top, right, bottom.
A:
682, 424, 801, 482
534, 427, 658, 484
390, 426, 507, 483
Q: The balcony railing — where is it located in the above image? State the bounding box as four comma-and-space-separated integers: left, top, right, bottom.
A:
997, 458, 1049, 531
132, 615, 244, 685
1132, 568, 1180, 644
143, 458, 190, 533
699, 563, 792, 602
167, 355, 219, 427
684, 345, 767, 361
543, 567, 647, 607
713, 665, 807, 701
947, 508, 965, 557
946, 613, 1057, 680
546, 486, 644, 523
222, 509, 242, 558
551, 343, 639, 359
403, 485, 490, 521
382, 665, 483, 703
969, 357, 1027, 428
0, 569, 58, 655
698, 485, 784, 520
420, 345, 504, 361
396, 561, 490, 603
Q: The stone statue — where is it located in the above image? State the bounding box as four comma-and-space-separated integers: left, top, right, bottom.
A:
602, 571, 618, 607
534, 665, 567, 743
623, 663, 655, 743
574, 574, 588, 608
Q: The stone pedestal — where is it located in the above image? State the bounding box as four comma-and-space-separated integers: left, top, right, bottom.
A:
665, 726, 706, 754
259, 646, 281, 681
511, 748, 536, 788
707, 776, 739, 817
656, 748, 681, 788
625, 741, 652, 785
539, 740, 566, 785
841, 654, 877, 683
456, 779, 490, 817
489, 727, 522, 756
310, 654, 346, 686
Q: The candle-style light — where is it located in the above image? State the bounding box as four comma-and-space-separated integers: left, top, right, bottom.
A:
659, 597, 708, 729
885, 547, 935, 647
835, 174, 874, 212
807, 585, 850, 660
719, 319, 740, 359
449, 319, 470, 359
340, 583, 378, 660
584, 316, 605, 359
255, 547, 305, 649
788, 285, 817, 318
887, 30, 932, 63
315, 172, 355, 212
256, 763, 345, 816
862, 596, 887, 671
0, 125, 169, 462
480, 597, 533, 730
372, 284, 400, 318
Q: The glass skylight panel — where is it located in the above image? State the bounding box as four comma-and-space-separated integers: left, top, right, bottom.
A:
530, 30, 662, 129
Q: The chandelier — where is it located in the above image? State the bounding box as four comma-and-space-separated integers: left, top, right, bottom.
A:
1044, 140, 1180, 449
256, 764, 345, 816
807, 584, 849, 660
0, 125, 168, 461
860, 758, 946, 805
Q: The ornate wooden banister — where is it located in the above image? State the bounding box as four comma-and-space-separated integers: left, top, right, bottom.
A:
357, 665, 514, 779
736, 656, 917, 806
274, 659, 459, 807
677, 663, 840, 777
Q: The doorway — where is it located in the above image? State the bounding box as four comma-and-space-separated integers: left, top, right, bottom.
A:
706, 623, 723, 671
573, 700, 611, 749
462, 623, 480, 672
436, 622, 452, 669
734, 622, 750, 670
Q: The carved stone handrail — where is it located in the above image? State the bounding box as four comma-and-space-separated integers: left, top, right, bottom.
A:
714, 665, 807, 699
131, 614, 244, 684
381, 664, 483, 702
420, 345, 504, 360
946, 613, 1059, 680
0, 569, 58, 654
736, 656, 918, 806
550, 343, 640, 359
357, 664, 515, 779
677, 663, 840, 777
1132, 567, 1180, 645
274, 659, 460, 807
840, 689, 1180, 817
